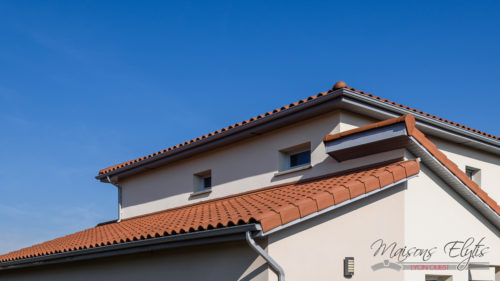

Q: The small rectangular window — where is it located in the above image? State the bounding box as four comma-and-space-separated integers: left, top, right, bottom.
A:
278, 142, 311, 174
194, 170, 212, 193
201, 176, 212, 190
465, 166, 481, 186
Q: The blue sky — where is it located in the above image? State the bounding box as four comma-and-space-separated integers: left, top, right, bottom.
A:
0, 0, 499, 254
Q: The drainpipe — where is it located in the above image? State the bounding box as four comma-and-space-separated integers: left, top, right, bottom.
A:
245, 231, 285, 281
106, 176, 122, 222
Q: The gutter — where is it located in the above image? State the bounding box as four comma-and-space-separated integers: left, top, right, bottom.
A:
97, 88, 500, 182
0, 224, 260, 271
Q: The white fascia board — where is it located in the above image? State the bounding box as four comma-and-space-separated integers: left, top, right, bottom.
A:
325, 122, 407, 152
407, 136, 500, 230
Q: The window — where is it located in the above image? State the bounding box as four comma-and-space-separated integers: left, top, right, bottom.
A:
193, 170, 212, 193
200, 175, 212, 190
277, 142, 311, 174
289, 150, 311, 168
465, 166, 481, 186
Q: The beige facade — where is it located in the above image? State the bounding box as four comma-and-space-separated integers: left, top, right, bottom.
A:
267, 182, 407, 281
428, 136, 500, 202
119, 110, 404, 219
404, 165, 500, 281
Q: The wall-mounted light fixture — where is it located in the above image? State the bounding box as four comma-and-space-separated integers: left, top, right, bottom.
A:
344, 257, 354, 277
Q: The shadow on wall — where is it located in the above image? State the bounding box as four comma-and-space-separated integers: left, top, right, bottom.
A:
0, 241, 270, 281
120, 112, 342, 209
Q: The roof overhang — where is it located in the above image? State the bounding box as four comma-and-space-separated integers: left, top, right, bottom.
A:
97, 88, 500, 182
323, 115, 500, 229
0, 224, 261, 271
325, 122, 411, 161
340, 89, 500, 155
97, 90, 347, 182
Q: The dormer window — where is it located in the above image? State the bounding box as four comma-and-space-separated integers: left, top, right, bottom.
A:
193, 170, 212, 194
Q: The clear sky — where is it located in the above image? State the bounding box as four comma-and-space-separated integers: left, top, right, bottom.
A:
0, 0, 499, 254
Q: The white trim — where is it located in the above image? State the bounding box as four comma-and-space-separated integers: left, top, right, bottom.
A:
189, 189, 212, 197
342, 89, 500, 150
408, 136, 500, 225
274, 164, 312, 177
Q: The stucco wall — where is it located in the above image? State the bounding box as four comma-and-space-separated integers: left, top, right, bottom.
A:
404, 164, 500, 281
119, 110, 406, 219
428, 136, 500, 203
0, 241, 270, 281
118, 110, 340, 219
266, 182, 407, 281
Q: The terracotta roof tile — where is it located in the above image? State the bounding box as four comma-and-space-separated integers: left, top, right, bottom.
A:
324, 114, 500, 216
0, 160, 419, 263
98, 83, 499, 177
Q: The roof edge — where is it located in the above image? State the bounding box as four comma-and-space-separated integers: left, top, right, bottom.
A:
342, 88, 500, 146
97, 84, 499, 181
323, 114, 500, 219
97, 89, 344, 180
0, 224, 261, 271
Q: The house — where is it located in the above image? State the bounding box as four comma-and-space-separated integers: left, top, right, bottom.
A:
0, 81, 499, 281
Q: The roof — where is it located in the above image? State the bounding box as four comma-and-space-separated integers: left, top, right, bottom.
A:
324, 114, 500, 216
98, 81, 499, 177
0, 159, 419, 263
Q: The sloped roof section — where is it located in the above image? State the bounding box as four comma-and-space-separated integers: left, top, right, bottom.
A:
98, 82, 498, 177
1, 160, 419, 263
324, 114, 500, 216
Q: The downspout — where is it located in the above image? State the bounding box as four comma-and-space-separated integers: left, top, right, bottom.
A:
245, 231, 285, 281
106, 176, 122, 222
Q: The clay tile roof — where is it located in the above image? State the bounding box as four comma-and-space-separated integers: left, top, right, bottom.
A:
324, 114, 500, 216
98, 82, 499, 177
0, 160, 419, 263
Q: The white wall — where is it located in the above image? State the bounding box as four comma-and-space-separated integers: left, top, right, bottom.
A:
428, 136, 500, 203
119, 110, 405, 219
267, 182, 407, 281
404, 164, 500, 281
